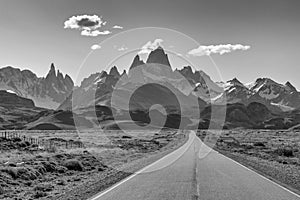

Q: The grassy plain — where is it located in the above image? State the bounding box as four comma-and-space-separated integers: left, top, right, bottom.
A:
0, 129, 186, 200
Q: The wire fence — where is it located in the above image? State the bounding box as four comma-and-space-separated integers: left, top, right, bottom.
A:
0, 130, 84, 152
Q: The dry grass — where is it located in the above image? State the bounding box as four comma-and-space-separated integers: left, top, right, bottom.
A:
0, 129, 185, 200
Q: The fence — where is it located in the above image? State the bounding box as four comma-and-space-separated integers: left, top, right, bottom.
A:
0, 131, 84, 151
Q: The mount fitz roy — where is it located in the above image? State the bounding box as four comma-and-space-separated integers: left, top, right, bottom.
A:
59, 46, 300, 114
1, 46, 300, 130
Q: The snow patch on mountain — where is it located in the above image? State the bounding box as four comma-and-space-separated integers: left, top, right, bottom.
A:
259, 87, 280, 99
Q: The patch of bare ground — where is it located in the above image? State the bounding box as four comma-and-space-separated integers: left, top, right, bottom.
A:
0, 130, 187, 200
197, 129, 300, 195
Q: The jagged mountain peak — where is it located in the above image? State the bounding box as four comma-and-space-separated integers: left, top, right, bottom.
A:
255, 77, 279, 85
146, 46, 171, 67
109, 66, 120, 77
46, 63, 57, 79
50, 63, 55, 70
130, 55, 145, 70
227, 78, 246, 88
285, 81, 297, 92
181, 66, 193, 73
121, 69, 127, 76
228, 77, 241, 84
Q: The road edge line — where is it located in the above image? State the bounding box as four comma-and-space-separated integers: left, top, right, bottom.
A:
218, 151, 300, 198
88, 131, 195, 200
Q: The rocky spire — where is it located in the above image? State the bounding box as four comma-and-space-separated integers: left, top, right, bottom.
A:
129, 55, 145, 70
285, 81, 297, 92
109, 66, 120, 77
146, 46, 171, 67
46, 63, 56, 80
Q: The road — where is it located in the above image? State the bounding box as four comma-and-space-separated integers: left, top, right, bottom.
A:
90, 131, 300, 200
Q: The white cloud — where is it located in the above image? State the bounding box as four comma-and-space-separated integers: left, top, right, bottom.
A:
117, 46, 128, 51
82, 30, 111, 36
138, 39, 164, 55
188, 44, 251, 56
64, 14, 111, 37
64, 14, 103, 30
91, 44, 101, 50
112, 25, 123, 29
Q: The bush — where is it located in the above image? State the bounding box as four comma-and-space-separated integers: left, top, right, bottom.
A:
63, 159, 84, 171
56, 179, 66, 186
253, 142, 265, 147
122, 135, 132, 139
41, 161, 57, 172
3, 167, 40, 180
34, 184, 54, 192
32, 191, 47, 198
56, 166, 67, 173
12, 137, 22, 142
274, 148, 294, 157
0, 185, 4, 195
3, 167, 18, 179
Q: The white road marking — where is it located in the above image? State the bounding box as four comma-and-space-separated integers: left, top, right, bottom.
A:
89, 131, 195, 200
219, 152, 300, 198
197, 138, 300, 198
90, 133, 300, 200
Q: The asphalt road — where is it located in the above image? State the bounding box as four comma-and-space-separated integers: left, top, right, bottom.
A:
90, 131, 300, 200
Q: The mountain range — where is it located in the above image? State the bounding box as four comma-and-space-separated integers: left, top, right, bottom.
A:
0, 63, 73, 109
1, 46, 300, 130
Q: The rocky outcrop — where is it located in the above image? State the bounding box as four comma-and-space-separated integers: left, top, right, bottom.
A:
0, 63, 74, 109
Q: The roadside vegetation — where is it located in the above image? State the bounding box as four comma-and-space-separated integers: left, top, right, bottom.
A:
0, 130, 186, 199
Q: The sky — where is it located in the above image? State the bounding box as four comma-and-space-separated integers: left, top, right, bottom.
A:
1, 0, 300, 87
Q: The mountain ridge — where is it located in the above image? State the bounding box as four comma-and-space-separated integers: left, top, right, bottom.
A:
0, 63, 74, 109
1, 46, 300, 130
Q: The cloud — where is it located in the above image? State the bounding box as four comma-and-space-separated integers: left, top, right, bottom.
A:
138, 39, 164, 55
82, 30, 111, 37
188, 44, 250, 56
117, 46, 128, 51
112, 25, 123, 29
64, 14, 111, 37
91, 44, 101, 50
64, 15, 103, 30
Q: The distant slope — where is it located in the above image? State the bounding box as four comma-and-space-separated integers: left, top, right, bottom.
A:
25, 110, 94, 130
0, 90, 49, 129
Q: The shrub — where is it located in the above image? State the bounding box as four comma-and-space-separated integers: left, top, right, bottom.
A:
0, 185, 4, 195
41, 161, 57, 172
56, 180, 66, 186
3, 167, 40, 180
12, 137, 22, 142
3, 167, 18, 179
274, 148, 294, 157
56, 166, 67, 173
34, 184, 54, 192
32, 191, 47, 198
253, 142, 265, 147
63, 159, 84, 171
